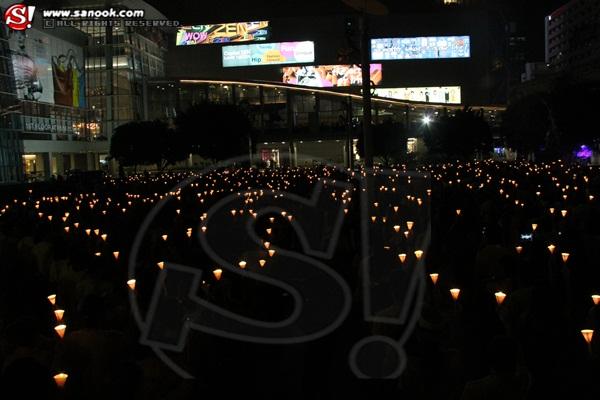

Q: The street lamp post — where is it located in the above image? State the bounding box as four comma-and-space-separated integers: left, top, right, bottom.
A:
342, 0, 388, 168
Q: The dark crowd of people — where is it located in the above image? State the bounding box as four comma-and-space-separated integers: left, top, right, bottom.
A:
0, 160, 599, 399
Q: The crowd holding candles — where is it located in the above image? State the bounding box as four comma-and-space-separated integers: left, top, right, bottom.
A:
0, 160, 598, 398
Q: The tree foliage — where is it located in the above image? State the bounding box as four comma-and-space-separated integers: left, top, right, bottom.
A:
175, 103, 254, 161
109, 120, 188, 171
423, 107, 492, 160
358, 120, 407, 165
502, 84, 600, 158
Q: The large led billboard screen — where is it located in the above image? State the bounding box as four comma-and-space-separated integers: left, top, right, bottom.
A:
282, 64, 382, 87
176, 21, 270, 46
371, 36, 470, 60
222, 41, 315, 67
373, 87, 462, 104
8, 29, 86, 107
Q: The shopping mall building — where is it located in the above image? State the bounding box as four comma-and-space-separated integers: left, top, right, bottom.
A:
0, 0, 506, 181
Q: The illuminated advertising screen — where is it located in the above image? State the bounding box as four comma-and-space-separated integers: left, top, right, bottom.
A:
222, 41, 315, 67
282, 64, 382, 87
373, 87, 462, 104
371, 36, 470, 60
176, 21, 270, 45
8, 28, 86, 108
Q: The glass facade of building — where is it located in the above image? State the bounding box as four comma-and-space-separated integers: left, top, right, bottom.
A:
147, 79, 503, 141
0, 25, 23, 182
81, 24, 167, 136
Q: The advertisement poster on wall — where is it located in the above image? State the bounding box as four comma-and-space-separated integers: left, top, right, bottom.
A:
371, 36, 470, 60
8, 28, 86, 108
222, 41, 315, 67
374, 86, 462, 104
282, 64, 382, 87
176, 21, 270, 45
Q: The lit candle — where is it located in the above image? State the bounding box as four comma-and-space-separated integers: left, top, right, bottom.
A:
398, 253, 407, 263
54, 309, 64, 322
456, 209, 461, 216
213, 269, 223, 280
414, 250, 423, 260
515, 246, 523, 254
259, 259, 266, 267
54, 324, 66, 339
393, 225, 401, 233
592, 295, 600, 305
53, 373, 68, 388
429, 273, 439, 285
495, 291, 506, 305
47, 294, 56, 306
268, 249, 276, 257
561, 252, 570, 263
531, 223, 538, 231
238, 261, 247, 269
407, 221, 414, 231
581, 329, 594, 344
113, 251, 119, 260
547, 244, 556, 254
157, 261, 165, 270
127, 279, 136, 290
450, 288, 461, 301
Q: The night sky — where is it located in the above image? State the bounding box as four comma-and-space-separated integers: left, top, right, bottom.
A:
146, 0, 568, 60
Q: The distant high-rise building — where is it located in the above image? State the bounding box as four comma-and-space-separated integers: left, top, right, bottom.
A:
545, 0, 600, 79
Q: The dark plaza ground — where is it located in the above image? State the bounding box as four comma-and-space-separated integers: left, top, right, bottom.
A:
0, 160, 599, 399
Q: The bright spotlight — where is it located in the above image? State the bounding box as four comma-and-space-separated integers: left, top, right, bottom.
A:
422, 116, 431, 125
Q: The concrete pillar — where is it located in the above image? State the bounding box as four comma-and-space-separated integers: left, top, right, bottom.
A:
43, 152, 52, 179
70, 153, 76, 171
55, 153, 64, 176
86, 152, 95, 170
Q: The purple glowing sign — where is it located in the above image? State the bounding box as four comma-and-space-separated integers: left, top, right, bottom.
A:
576, 145, 592, 159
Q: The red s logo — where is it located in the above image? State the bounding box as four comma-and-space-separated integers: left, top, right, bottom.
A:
4, 4, 35, 31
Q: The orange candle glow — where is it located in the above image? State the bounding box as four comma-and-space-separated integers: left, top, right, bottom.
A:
547, 244, 556, 254
213, 269, 223, 280
127, 279, 136, 290
54, 309, 64, 322
561, 252, 570, 263
113, 251, 119, 260
515, 246, 523, 254
393, 225, 401, 233
407, 221, 414, 231
53, 373, 68, 388
531, 223, 538, 231
414, 250, 424, 260
157, 261, 165, 270
238, 261, 247, 269
54, 324, 66, 339
581, 329, 594, 344
398, 253, 407, 263
495, 291, 507, 305
47, 294, 56, 306
592, 295, 600, 305
259, 259, 266, 267
429, 273, 439, 285
450, 288, 461, 301
161, 234, 168, 241
456, 209, 462, 216
268, 249, 276, 257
